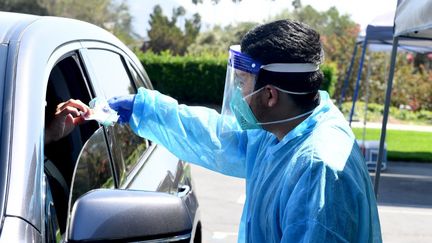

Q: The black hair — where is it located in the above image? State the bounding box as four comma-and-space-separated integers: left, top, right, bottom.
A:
240, 19, 323, 109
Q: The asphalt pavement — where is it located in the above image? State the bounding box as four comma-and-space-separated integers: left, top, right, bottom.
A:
191, 160, 432, 243
373, 161, 432, 242
191, 165, 244, 243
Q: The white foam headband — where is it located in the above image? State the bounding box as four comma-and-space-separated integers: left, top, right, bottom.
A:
261, 63, 319, 73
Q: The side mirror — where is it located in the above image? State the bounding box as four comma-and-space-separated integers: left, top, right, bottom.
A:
67, 189, 192, 242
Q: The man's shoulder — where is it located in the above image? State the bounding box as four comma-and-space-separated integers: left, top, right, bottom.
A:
311, 108, 355, 143
297, 118, 362, 171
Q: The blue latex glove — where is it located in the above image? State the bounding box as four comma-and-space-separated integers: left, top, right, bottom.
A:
108, 95, 135, 124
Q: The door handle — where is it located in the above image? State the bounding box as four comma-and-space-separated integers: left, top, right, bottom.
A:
177, 185, 190, 197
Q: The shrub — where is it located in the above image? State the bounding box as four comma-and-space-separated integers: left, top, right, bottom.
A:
414, 110, 432, 124
320, 62, 338, 97
137, 51, 226, 105
341, 101, 432, 125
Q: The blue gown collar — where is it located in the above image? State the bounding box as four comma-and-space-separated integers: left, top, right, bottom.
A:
269, 90, 331, 152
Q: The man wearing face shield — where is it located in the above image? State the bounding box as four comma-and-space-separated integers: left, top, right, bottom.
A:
108, 20, 382, 242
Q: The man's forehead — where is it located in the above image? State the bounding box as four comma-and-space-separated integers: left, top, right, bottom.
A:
235, 70, 254, 79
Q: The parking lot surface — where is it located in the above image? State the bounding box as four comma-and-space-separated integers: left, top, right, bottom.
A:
191, 161, 432, 243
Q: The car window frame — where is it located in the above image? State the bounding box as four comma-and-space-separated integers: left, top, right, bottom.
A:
44, 45, 117, 239
78, 42, 157, 188
42, 42, 97, 239
0, 43, 9, 230
126, 58, 153, 90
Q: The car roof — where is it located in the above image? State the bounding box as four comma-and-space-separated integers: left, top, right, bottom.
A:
0, 12, 40, 44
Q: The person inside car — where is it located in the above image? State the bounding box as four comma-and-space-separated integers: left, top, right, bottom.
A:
44, 99, 91, 145
44, 98, 90, 233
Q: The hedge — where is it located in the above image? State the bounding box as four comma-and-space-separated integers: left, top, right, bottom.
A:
137, 51, 337, 105
341, 101, 432, 125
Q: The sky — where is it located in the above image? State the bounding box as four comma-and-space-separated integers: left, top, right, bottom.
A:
127, 0, 397, 39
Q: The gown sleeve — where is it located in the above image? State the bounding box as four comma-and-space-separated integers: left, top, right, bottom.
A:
129, 87, 248, 178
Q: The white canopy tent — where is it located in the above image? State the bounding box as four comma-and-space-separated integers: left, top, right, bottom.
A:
373, 0, 432, 196
394, 0, 432, 39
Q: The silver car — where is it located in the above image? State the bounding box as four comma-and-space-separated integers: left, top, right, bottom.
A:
0, 11, 201, 242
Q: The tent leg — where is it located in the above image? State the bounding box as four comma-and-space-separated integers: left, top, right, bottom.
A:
349, 39, 368, 126
374, 37, 399, 197
339, 43, 359, 109
362, 55, 371, 144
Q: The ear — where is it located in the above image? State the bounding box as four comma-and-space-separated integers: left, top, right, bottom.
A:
264, 85, 278, 107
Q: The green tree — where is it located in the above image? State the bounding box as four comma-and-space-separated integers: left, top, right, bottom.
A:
40, 0, 112, 26
292, 0, 302, 10
349, 50, 432, 113
0, 0, 48, 15
1, 0, 137, 47
187, 22, 258, 56
107, 1, 138, 47
41, 0, 136, 45
191, 0, 277, 4
144, 5, 201, 55
270, 5, 359, 100
390, 53, 432, 110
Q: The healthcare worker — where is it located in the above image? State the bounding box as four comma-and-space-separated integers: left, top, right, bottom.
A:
108, 20, 382, 242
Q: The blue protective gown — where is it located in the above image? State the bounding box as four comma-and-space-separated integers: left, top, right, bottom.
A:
129, 88, 382, 243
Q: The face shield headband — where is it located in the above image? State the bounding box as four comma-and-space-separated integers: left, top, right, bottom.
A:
229, 45, 319, 84
220, 45, 320, 132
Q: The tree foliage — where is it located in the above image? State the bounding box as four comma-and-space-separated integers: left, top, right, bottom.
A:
187, 22, 258, 55
0, 0, 48, 15
192, 0, 236, 4
191, 0, 277, 4
185, 2, 354, 100
341, 42, 432, 112
391, 54, 432, 110
0, 0, 137, 47
143, 5, 201, 55
291, 0, 301, 9
270, 5, 360, 100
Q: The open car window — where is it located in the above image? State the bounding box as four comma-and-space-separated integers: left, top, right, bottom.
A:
83, 48, 150, 187
44, 53, 113, 236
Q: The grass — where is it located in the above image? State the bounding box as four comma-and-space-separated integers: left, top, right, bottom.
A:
352, 128, 432, 162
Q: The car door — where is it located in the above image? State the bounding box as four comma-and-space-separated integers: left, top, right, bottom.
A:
61, 42, 200, 242
79, 42, 184, 194
43, 41, 197, 243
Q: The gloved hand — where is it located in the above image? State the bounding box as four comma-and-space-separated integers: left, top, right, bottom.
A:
108, 95, 135, 124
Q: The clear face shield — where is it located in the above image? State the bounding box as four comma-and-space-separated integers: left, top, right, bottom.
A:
220, 45, 262, 133
220, 45, 320, 133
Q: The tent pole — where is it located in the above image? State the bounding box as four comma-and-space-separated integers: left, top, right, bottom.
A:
362, 54, 371, 144
349, 38, 368, 126
339, 43, 359, 110
374, 37, 399, 197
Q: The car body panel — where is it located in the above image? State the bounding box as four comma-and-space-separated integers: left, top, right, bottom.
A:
126, 144, 180, 191
0, 217, 41, 242
0, 12, 38, 44
0, 11, 200, 242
